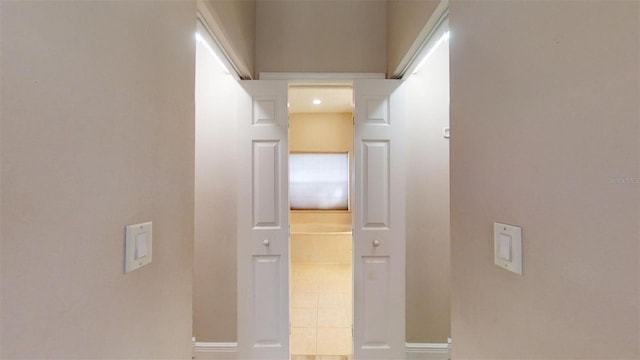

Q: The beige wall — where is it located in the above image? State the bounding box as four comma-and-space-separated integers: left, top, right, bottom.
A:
403, 36, 450, 343
290, 212, 351, 228
450, 1, 639, 358
255, 0, 387, 75
1, 1, 195, 358
387, 0, 441, 76
193, 32, 240, 343
202, 0, 256, 78
289, 112, 353, 154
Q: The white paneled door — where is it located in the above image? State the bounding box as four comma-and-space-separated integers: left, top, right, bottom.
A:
236, 79, 405, 360
237, 80, 290, 360
353, 79, 406, 360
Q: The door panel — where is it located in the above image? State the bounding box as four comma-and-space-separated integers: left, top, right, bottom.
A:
353, 79, 406, 360
362, 256, 390, 348
238, 80, 289, 360
253, 141, 281, 227
362, 140, 390, 228
252, 255, 282, 346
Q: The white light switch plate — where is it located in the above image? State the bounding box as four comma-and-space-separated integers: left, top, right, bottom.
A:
125, 221, 152, 273
494, 222, 522, 275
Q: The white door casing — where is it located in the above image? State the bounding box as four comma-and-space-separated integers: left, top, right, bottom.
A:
353, 79, 406, 360
237, 80, 290, 360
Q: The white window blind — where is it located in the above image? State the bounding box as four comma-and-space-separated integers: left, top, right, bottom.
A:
289, 153, 349, 210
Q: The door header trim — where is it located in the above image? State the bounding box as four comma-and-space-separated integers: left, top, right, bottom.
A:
259, 72, 385, 81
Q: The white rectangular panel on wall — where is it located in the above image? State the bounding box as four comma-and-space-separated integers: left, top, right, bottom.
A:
253, 256, 281, 347
362, 256, 390, 349
362, 141, 390, 228
354, 80, 405, 360
253, 141, 280, 228
238, 80, 289, 360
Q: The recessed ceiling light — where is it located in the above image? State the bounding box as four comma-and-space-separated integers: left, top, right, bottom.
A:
312, 99, 322, 105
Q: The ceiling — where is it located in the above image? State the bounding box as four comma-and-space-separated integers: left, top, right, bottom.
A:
288, 85, 353, 114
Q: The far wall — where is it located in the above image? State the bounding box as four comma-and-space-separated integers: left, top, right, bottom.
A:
255, 0, 387, 75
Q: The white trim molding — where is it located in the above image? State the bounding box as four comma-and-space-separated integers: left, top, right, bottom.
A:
193, 342, 238, 360
196, 1, 253, 79
391, 0, 449, 79
406, 342, 451, 360
259, 72, 385, 81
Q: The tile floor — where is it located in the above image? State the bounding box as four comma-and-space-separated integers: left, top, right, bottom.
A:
290, 263, 352, 358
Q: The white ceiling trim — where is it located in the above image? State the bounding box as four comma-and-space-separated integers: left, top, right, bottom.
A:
196, 1, 253, 80
260, 72, 385, 81
390, 0, 449, 79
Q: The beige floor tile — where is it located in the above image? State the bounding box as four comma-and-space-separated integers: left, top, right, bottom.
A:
320, 272, 350, 290
316, 327, 352, 356
319, 279, 350, 292
291, 327, 316, 355
293, 264, 323, 281
294, 277, 319, 293
292, 291, 318, 308
291, 307, 317, 327
318, 292, 346, 309
291, 356, 316, 360
317, 308, 350, 327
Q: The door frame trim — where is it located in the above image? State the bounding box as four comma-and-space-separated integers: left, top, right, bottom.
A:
236, 77, 408, 358
260, 72, 385, 81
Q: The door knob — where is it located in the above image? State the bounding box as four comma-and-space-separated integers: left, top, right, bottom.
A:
373, 239, 381, 247
263, 239, 270, 246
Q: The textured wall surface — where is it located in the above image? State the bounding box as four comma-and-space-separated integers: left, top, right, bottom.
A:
1, 1, 196, 357
450, 1, 639, 358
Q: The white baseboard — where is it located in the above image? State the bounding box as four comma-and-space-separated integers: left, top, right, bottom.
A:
193, 342, 238, 360
405, 342, 451, 360
192, 341, 449, 359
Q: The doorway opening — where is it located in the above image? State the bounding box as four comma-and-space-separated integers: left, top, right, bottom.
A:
288, 84, 354, 359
